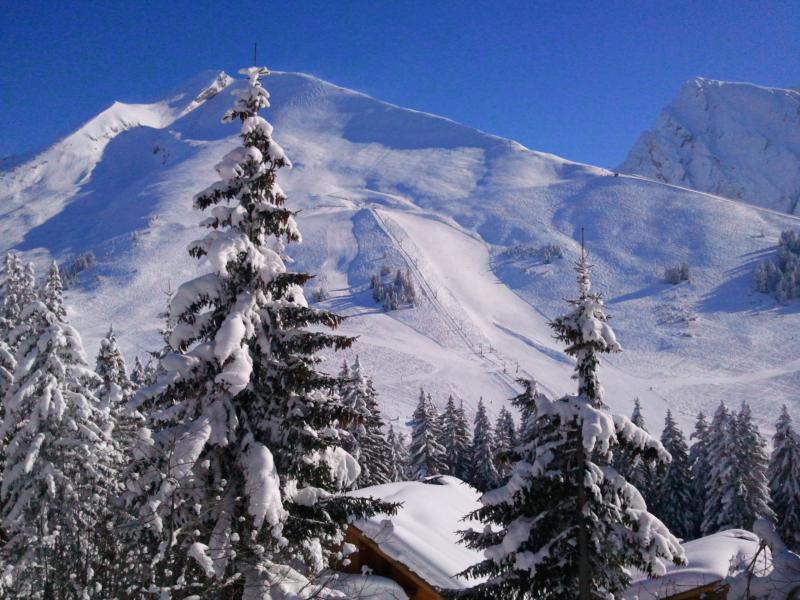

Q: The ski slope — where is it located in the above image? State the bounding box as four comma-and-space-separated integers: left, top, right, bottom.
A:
2, 69, 800, 433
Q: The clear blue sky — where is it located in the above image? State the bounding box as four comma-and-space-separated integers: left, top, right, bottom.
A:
2, 1, 798, 168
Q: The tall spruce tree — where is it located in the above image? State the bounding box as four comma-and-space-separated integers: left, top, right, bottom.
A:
95, 325, 135, 408
493, 406, 517, 481
125, 66, 394, 598
340, 357, 392, 488
703, 401, 774, 534
0, 253, 36, 348
468, 398, 499, 492
615, 398, 659, 507
0, 285, 119, 598
730, 402, 774, 527
440, 395, 471, 480
408, 388, 447, 479
39, 261, 66, 321
460, 248, 683, 599
386, 425, 410, 482
688, 412, 711, 539
656, 410, 694, 539
769, 405, 800, 552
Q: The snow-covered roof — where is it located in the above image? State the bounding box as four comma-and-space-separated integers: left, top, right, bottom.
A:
626, 529, 761, 599
348, 476, 484, 590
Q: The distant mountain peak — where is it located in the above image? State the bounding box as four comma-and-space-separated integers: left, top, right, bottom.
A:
620, 77, 800, 213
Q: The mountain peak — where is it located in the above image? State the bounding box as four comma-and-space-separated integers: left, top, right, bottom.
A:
620, 77, 800, 213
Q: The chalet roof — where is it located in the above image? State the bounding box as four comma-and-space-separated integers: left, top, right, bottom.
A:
348, 476, 484, 591
626, 529, 762, 599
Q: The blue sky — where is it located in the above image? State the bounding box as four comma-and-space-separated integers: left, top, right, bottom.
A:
1, 1, 798, 167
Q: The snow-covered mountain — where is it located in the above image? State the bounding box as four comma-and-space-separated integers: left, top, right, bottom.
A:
620, 77, 800, 213
2, 69, 800, 434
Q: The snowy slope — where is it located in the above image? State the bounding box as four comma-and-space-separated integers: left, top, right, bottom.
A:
620, 77, 800, 214
2, 69, 800, 435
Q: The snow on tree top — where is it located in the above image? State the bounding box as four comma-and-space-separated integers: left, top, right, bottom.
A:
348, 476, 485, 590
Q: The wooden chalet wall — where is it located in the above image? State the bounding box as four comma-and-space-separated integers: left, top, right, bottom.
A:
342, 525, 445, 600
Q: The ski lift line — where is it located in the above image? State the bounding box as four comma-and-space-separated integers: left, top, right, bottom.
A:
369, 206, 535, 392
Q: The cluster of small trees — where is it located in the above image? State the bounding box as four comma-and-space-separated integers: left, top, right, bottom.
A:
664, 262, 691, 284
405, 388, 533, 492
369, 266, 417, 310
498, 242, 565, 265
754, 229, 800, 302
0, 66, 399, 599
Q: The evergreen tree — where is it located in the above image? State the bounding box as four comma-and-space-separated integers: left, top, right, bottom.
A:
408, 388, 447, 479
468, 398, 499, 492
615, 398, 659, 507
0, 253, 36, 347
703, 401, 775, 534
730, 402, 774, 527
125, 66, 394, 598
39, 261, 66, 321
129, 356, 147, 388
0, 289, 120, 598
386, 425, 409, 482
702, 402, 734, 535
460, 248, 683, 599
656, 410, 694, 539
493, 406, 517, 481
340, 356, 392, 488
688, 411, 711, 539
440, 395, 471, 480
769, 405, 800, 552
95, 325, 134, 407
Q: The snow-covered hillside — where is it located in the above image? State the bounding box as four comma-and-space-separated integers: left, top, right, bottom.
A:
2, 69, 800, 434
620, 77, 800, 214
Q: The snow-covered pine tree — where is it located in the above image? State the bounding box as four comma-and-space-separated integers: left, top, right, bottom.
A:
460, 248, 683, 599
386, 425, 410, 482
688, 412, 710, 539
702, 401, 734, 536
468, 398, 499, 492
615, 398, 660, 507
340, 356, 392, 488
0, 253, 36, 348
125, 66, 395, 598
440, 395, 471, 480
655, 410, 694, 539
129, 356, 147, 388
493, 406, 517, 481
730, 402, 775, 527
0, 283, 120, 598
407, 388, 447, 479
95, 325, 135, 407
769, 405, 800, 552
39, 261, 66, 321
702, 401, 774, 534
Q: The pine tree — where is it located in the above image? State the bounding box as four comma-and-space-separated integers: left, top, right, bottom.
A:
386, 425, 409, 482
730, 402, 775, 527
703, 401, 775, 534
129, 356, 147, 388
702, 402, 734, 535
493, 406, 517, 481
341, 356, 392, 488
39, 261, 66, 321
408, 388, 447, 479
95, 325, 134, 408
688, 411, 711, 539
125, 66, 395, 598
615, 398, 659, 507
0, 287, 120, 598
769, 405, 800, 552
656, 410, 694, 539
0, 253, 36, 348
460, 248, 683, 599
440, 395, 471, 480
468, 398, 499, 492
